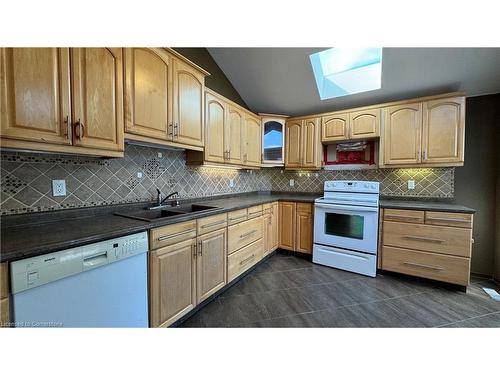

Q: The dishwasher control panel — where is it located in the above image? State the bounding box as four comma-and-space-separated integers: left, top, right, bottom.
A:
10, 231, 149, 294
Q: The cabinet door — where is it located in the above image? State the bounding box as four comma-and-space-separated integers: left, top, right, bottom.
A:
422, 97, 465, 164
205, 93, 226, 163
350, 108, 380, 139
285, 120, 302, 167
271, 202, 279, 251
279, 202, 296, 250
1, 48, 71, 145
263, 213, 272, 256
71, 48, 124, 152
244, 114, 262, 167
302, 117, 320, 168
322, 113, 349, 142
172, 58, 204, 147
296, 205, 313, 254
124, 48, 171, 141
150, 238, 197, 327
382, 103, 422, 165
226, 105, 243, 164
196, 228, 227, 304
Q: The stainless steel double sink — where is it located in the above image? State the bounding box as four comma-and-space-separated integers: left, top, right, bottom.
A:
115, 204, 221, 222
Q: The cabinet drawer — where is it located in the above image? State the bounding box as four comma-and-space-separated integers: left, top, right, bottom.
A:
150, 220, 197, 250
383, 209, 424, 224
383, 221, 472, 258
297, 202, 313, 213
197, 213, 227, 235
382, 246, 470, 286
227, 238, 263, 282
228, 208, 248, 225
228, 216, 263, 255
247, 205, 263, 219
263, 203, 272, 215
425, 211, 473, 228
1, 263, 8, 299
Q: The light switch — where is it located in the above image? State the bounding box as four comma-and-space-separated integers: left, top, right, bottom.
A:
229, 179, 234, 188
407, 180, 415, 190
289, 179, 295, 187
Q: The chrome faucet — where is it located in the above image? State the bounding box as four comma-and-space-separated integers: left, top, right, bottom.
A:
149, 189, 180, 210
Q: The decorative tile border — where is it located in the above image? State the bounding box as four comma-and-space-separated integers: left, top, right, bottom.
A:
0, 144, 454, 215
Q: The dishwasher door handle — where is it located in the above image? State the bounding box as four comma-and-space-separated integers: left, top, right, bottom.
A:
83, 251, 108, 268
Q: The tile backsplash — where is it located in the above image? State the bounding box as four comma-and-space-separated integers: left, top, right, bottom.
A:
0, 144, 454, 215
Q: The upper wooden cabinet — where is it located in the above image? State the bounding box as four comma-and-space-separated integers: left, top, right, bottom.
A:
380, 95, 465, 167
71, 48, 124, 152
382, 103, 422, 166
244, 114, 262, 167
204, 92, 226, 163
285, 117, 321, 169
172, 58, 204, 148
422, 97, 465, 164
186, 88, 262, 169
124, 48, 208, 151
0, 48, 71, 145
124, 48, 171, 141
322, 109, 380, 142
226, 105, 244, 165
1, 48, 123, 157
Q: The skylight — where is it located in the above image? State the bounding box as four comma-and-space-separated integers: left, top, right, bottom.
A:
309, 48, 383, 100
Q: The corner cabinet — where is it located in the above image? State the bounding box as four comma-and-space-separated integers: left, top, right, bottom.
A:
124, 48, 208, 152
380, 95, 465, 168
285, 117, 321, 169
0, 47, 124, 157
186, 88, 262, 169
279, 202, 313, 254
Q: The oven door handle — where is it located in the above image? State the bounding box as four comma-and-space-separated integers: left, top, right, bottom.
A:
314, 203, 379, 212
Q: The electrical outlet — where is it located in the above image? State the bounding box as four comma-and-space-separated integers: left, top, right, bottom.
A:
137, 172, 143, 179
157, 152, 163, 158
407, 180, 415, 190
289, 179, 295, 187
52, 180, 67, 197
229, 179, 234, 188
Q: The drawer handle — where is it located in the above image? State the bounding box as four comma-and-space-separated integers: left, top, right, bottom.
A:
239, 254, 256, 266
240, 229, 257, 239
385, 214, 421, 221
201, 220, 227, 228
427, 217, 471, 223
403, 235, 445, 244
248, 212, 261, 217
403, 261, 444, 271
230, 214, 247, 221
157, 228, 194, 242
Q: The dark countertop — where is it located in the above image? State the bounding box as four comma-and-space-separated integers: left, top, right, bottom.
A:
1, 192, 474, 263
379, 199, 476, 214
0, 192, 319, 263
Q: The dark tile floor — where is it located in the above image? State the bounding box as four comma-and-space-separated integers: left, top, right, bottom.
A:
181, 251, 500, 328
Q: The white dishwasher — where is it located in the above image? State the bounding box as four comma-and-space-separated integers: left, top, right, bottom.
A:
10, 231, 149, 328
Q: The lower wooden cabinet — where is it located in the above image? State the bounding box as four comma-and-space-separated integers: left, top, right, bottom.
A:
149, 221, 227, 327
196, 228, 227, 304
228, 238, 263, 282
279, 202, 313, 254
149, 238, 197, 328
0, 262, 9, 328
379, 208, 473, 286
263, 202, 279, 256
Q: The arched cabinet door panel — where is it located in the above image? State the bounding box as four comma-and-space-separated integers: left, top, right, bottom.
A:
350, 108, 380, 139
124, 48, 171, 141
302, 117, 320, 168
322, 113, 348, 142
422, 97, 465, 164
71, 48, 124, 151
383, 103, 422, 165
172, 59, 204, 147
1, 48, 72, 145
285, 120, 302, 167
204, 93, 226, 163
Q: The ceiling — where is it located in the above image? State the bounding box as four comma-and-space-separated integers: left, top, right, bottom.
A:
207, 48, 500, 117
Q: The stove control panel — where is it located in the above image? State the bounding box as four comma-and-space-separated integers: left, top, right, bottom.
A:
324, 180, 380, 193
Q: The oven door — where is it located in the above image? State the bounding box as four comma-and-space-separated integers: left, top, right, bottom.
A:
314, 202, 379, 254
